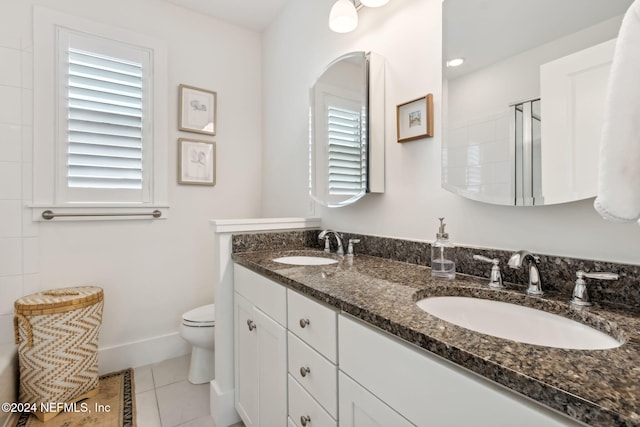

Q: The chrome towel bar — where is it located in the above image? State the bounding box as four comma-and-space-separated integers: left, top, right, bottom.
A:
41, 209, 162, 220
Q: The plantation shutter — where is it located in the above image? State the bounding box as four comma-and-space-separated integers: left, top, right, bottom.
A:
327, 106, 365, 196
66, 48, 144, 190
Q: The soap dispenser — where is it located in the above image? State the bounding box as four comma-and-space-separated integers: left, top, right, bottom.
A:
431, 217, 456, 279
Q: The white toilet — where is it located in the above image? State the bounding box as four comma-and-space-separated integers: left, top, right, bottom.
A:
180, 304, 215, 384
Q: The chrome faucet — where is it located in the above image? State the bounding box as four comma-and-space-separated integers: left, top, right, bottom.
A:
508, 250, 543, 296
571, 270, 619, 307
318, 230, 344, 256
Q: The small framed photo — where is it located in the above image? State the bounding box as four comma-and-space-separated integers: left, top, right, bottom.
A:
179, 84, 217, 135
396, 94, 434, 142
178, 138, 216, 186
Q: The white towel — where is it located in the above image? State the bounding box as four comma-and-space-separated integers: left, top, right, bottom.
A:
593, 0, 640, 224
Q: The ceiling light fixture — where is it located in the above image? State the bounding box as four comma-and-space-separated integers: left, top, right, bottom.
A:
360, 0, 390, 7
446, 58, 465, 67
329, 0, 391, 33
329, 0, 359, 33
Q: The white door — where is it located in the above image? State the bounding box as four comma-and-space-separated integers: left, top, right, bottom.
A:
338, 373, 414, 427
234, 293, 258, 427
540, 38, 615, 204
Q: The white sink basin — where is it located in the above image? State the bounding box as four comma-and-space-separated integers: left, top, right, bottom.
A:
416, 296, 621, 350
272, 256, 338, 266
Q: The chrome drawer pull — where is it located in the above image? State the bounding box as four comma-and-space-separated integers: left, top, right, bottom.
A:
247, 319, 256, 331
300, 366, 310, 377
299, 318, 310, 328
300, 415, 311, 426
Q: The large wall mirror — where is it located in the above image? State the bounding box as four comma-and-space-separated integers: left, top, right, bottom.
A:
442, 0, 633, 206
309, 51, 384, 208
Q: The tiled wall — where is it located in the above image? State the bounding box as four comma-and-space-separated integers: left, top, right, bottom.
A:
0, 34, 39, 345
443, 110, 512, 203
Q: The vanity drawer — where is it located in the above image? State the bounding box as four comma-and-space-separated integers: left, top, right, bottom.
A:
288, 375, 336, 427
234, 265, 286, 326
287, 289, 337, 362
288, 332, 337, 418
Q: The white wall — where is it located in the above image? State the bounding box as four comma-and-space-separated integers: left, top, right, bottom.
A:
0, 0, 263, 371
261, 0, 640, 265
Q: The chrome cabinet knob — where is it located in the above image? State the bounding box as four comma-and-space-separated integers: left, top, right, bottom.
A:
299, 318, 310, 328
300, 415, 311, 426
246, 319, 256, 331
300, 366, 310, 377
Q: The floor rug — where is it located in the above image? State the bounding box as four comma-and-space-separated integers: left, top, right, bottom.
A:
13, 368, 136, 427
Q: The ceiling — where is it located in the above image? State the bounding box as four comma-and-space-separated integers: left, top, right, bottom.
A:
444, 0, 633, 79
162, 0, 290, 31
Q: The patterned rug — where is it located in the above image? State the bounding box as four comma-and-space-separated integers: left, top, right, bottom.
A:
13, 368, 135, 427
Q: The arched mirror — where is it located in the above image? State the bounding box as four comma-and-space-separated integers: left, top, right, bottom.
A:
442, 0, 633, 206
309, 51, 384, 208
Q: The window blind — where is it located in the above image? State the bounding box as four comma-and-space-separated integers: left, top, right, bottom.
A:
67, 48, 144, 189
327, 106, 365, 196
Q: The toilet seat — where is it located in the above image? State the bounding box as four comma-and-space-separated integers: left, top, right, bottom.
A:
182, 304, 215, 327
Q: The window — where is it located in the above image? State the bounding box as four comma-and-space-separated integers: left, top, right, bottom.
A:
327, 105, 366, 196
33, 7, 168, 220
59, 31, 150, 203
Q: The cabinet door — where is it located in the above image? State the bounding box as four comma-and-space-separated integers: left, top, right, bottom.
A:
235, 292, 287, 427
235, 293, 259, 427
339, 373, 414, 427
255, 306, 287, 427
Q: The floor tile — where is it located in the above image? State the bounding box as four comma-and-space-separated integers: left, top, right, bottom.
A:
156, 380, 209, 427
176, 414, 216, 427
135, 390, 161, 427
152, 354, 190, 388
134, 365, 155, 394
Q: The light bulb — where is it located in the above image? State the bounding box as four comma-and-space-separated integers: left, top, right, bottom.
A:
360, 0, 390, 7
329, 0, 358, 33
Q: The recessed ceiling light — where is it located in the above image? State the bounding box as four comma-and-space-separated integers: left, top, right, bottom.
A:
446, 58, 465, 67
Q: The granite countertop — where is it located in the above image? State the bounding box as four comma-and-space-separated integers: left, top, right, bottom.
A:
233, 249, 640, 427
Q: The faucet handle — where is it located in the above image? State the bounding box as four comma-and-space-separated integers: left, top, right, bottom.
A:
473, 255, 505, 289
321, 235, 331, 252
347, 239, 361, 256
473, 255, 499, 265
571, 270, 619, 307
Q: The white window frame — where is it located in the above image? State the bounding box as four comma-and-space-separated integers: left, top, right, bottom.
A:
32, 7, 168, 221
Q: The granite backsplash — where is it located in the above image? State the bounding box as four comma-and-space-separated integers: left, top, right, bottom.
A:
231, 229, 640, 309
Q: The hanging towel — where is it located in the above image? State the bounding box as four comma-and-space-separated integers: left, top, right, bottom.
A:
593, 0, 640, 224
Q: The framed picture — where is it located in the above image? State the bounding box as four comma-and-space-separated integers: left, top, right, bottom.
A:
396, 94, 434, 142
179, 84, 217, 135
178, 138, 216, 186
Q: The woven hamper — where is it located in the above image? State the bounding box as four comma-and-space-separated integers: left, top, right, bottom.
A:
13, 286, 104, 422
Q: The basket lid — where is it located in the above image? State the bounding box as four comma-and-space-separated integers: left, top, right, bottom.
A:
15, 286, 103, 315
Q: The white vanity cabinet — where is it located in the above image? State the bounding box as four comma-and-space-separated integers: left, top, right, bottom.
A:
287, 289, 338, 427
233, 265, 287, 427
339, 314, 583, 427
233, 264, 584, 427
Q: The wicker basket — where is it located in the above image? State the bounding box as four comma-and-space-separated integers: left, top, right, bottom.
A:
14, 286, 104, 421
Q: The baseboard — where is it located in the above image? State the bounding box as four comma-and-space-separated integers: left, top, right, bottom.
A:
98, 332, 190, 373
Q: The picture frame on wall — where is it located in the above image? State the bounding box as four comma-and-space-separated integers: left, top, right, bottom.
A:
178, 138, 216, 186
178, 84, 217, 135
396, 94, 434, 142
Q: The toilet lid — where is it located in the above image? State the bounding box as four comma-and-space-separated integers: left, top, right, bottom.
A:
182, 304, 215, 325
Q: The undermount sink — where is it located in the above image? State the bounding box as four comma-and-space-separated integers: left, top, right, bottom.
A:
416, 296, 621, 350
272, 255, 339, 266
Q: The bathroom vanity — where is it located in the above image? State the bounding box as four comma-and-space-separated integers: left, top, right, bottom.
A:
230, 231, 640, 427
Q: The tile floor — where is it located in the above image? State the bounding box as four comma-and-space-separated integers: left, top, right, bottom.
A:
134, 354, 215, 427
